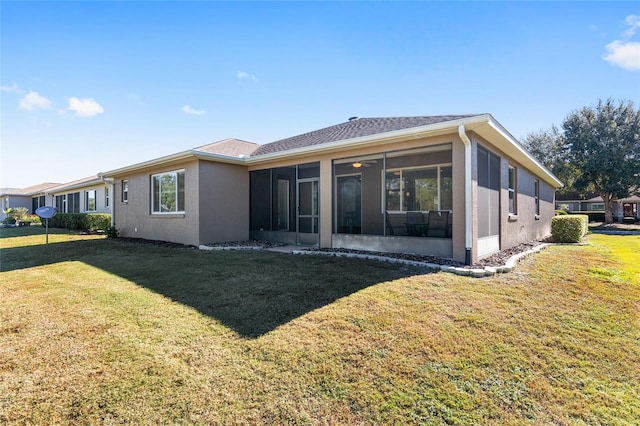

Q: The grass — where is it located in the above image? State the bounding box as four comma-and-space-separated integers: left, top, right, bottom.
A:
1, 227, 639, 424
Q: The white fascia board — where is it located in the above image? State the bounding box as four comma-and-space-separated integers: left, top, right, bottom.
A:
478, 116, 564, 188
48, 179, 104, 194
246, 115, 493, 165
99, 150, 247, 178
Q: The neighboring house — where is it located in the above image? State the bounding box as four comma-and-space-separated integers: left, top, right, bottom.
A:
48, 175, 112, 215
1, 182, 60, 218
557, 195, 640, 220
101, 115, 563, 265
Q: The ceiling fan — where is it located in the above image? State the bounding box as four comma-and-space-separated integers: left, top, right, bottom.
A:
351, 160, 378, 168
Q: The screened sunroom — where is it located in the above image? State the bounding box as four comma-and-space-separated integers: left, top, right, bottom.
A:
332, 143, 453, 257
249, 162, 320, 246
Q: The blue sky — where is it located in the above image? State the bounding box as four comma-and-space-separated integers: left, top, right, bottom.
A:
1, 1, 638, 188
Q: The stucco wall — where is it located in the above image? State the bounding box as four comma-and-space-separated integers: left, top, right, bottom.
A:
198, 161, 250, 244
500, 160, 555, 250
51, 185, 110, 214
113, 160, 201, 246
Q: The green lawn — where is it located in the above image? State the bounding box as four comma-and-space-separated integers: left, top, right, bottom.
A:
1, 227, 638, 425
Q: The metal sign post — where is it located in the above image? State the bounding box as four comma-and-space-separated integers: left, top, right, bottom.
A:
35, 206, 57, 245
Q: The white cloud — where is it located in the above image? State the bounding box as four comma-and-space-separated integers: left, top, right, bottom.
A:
603, 14, 640, 71
1, 83, 22, 93
237, 71, 258, 81
624, 14, 640, 37
182, 105, 206, 115
68, 97, 104, 117
603, 41, 640, 70
19, 91, 52, 110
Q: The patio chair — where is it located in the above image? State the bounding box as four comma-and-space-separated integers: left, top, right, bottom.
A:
385, 212, 407, 236
405, 211, 427, 236
426, 210, 450, 238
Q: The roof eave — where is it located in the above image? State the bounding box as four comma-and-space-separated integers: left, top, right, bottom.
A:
48, 178, 104, 194
473, 116, 564, 188
247, 114, 492, 165
99, 150, 247, 178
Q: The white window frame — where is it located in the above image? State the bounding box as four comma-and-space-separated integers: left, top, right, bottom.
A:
534, 179, 540, 216
151, 170, 185, 214
383, 163, 452, 213
85, 190, 97, 212
122, 180, 129, 203
508, 166, 517, 215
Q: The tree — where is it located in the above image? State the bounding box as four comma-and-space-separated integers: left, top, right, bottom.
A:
563, 99, 640, 223
521, 125, 582, 198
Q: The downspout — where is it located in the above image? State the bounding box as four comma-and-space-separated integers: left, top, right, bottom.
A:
458, 125, 473, 265
99, 174, 115, 226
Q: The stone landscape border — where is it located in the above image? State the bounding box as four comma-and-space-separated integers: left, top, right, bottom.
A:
200, 242, 552, 278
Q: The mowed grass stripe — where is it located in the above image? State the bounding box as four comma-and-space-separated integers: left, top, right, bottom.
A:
1, 228, 638, 424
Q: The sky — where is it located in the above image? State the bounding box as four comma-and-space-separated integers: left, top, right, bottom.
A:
1, 1, 639, 189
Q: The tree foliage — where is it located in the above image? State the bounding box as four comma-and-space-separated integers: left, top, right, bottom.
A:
523, 99, 639, 223
521, 125, 581, 198
563, 99, 640, 222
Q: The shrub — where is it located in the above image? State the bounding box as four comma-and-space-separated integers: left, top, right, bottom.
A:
551, 215, 588, 243
22, 214, 42, 225
104, 225, 119, 238
86, 214, 111, 232
4, 216, 16, 225
49, 213, 111, 232
555, 210, 568, 215
569, 211, 605, 222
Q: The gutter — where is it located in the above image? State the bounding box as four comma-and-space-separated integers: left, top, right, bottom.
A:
99, 175, 115, 226
458, 125, 473, 266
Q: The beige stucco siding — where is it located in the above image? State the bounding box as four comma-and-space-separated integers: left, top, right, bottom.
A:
198, 161, 250, 244
113, 160, 200, 246
500, 163, 555, 249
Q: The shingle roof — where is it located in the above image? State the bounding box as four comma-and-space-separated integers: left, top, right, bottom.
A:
251, 115, 478, 156
0, 182, 61, 196
193, 138, 259, 157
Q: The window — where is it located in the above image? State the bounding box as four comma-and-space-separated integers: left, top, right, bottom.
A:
55, 195, 67, 213
151, 170, 185, 213
122, 180, 129, 203
508, 166, 517, 215
85, 190, 96, 212
385, 165, 452, 212
105, 186, 110, 208
591, 203, 605, 211
31, 196, 46, 213
68, 192, 80, 213
534, 180, 540, 216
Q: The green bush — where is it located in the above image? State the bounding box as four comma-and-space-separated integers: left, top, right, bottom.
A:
49, 213, 111, 232
551, 215, 588, 243
569, 211, 605, 222
104, 225, 119, 238
87, 214, 111, 232
555, 210, 568, 215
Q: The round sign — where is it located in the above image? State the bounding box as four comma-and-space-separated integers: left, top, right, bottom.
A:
35, 206, 58, 219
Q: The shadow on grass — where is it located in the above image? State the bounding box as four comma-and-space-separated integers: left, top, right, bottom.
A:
1, 237, 430, 338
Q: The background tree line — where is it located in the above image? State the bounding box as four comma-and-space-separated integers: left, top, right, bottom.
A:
522, 98, 639, 223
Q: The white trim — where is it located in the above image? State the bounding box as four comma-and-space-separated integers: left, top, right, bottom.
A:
477, 236, 500, 258
151, 169, 185, 214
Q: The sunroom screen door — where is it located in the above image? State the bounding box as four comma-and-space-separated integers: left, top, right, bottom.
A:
336, 175, 362, 234
297, 179, 319, 245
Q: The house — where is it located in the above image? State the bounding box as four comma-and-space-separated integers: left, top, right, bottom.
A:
1, 182, 60, 218
48, 175, 112, 215
100, 115, 563, 265
557, 194, 640, 221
